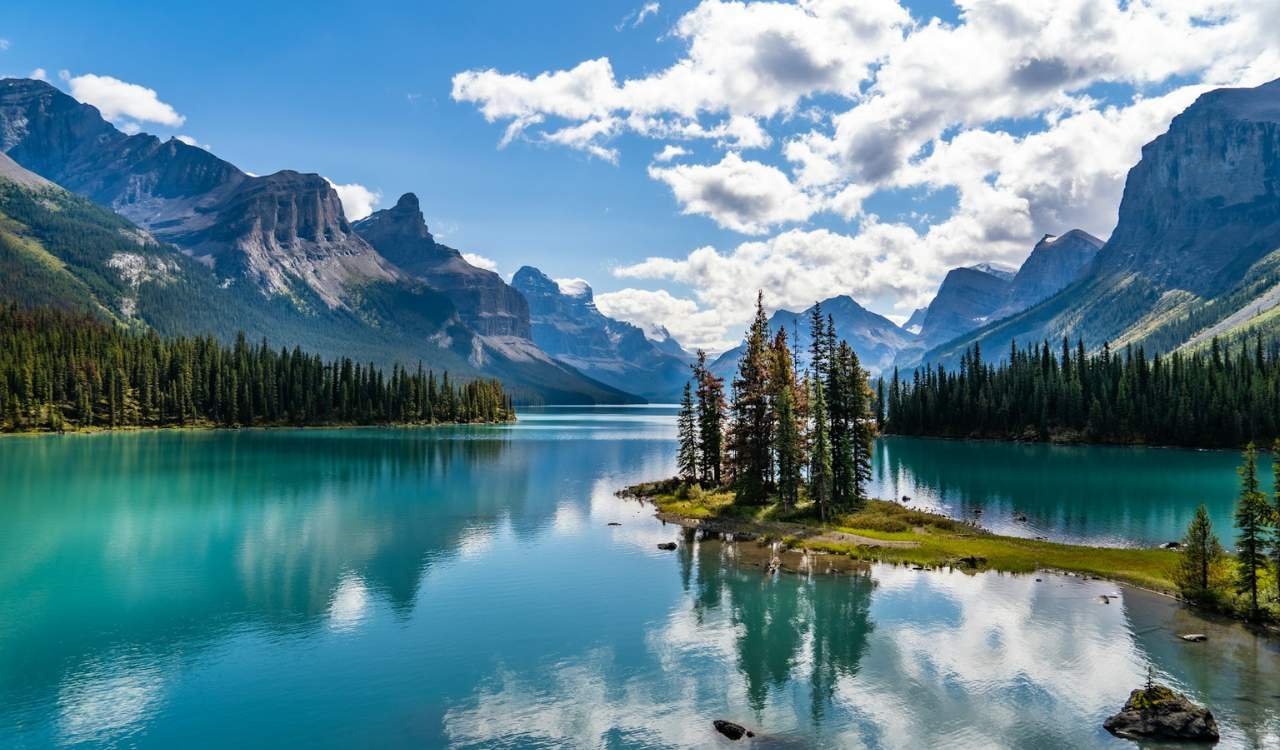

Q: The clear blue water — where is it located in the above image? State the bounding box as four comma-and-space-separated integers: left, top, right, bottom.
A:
0, 407, 1276, 748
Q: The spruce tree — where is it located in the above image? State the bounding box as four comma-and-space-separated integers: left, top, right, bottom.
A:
810, 379, 834, 521
677, 381, 699, 484
692, 350, 725, 486
771, 329, 802, 510
1234, 443, 1270, 619
1174, 503, 1226, 604
732, 292, 774, 504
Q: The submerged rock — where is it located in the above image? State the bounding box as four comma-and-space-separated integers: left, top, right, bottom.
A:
712, 720, 754, 741
1103, 684, 1219, 742
1180, 633, 1208, 642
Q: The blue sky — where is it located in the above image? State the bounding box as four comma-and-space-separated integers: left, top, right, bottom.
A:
2, 0, 1276, 351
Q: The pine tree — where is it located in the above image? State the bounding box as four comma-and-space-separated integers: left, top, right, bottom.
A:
692, 350, 725, 486
1234, 443, 1271, 619
732, 292, 774, 504
677, 381, 699, 484
771, 329, 802, 510
1174, 503, 1226, 604
810, 379, 834, 521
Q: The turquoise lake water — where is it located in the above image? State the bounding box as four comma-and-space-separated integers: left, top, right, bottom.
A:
0, 407, 1276, 748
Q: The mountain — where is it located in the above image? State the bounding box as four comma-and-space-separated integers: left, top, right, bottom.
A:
353, 193, 530, 337
710, 295, 916, 381
996, 230, 1103, 317
511, 266, 693, 401
902, 307, 928, 335
921, 77, 1280, 368
0, 77, 634, 404
914, 265, 1014, 350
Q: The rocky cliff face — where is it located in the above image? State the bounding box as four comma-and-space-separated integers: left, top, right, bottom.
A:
0, 77, 395, 309
712, 294, 916, 380
998, 230, 1102, 316
916, 266, 1013, 350
921, 77, 1280, 368
512, 266, 692, 401
354, 193, 531, 337
1097, 79, 1280, 294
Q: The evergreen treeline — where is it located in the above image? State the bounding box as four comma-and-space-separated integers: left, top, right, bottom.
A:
1175, 441, 1280, 622
886, 335, 1280, 447
0, 306, 514, 432
678, 295, 876, 516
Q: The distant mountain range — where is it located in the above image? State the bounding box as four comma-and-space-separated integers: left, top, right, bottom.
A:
511, 267, 693, 402
0, 77, 636, 404
5, 73, 1280, 398
710, 295, 915, 381
922, 77, 1280, 368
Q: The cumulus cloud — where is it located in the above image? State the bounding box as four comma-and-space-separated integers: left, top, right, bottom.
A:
453, 0, 1280, 350
453, 0, 910, 157
30, 68, 47, 81
323, 178, 381, 221
649, 152, 820, 234
64, 73, 185, 127
595, 288, 736, 352
462, 252, 499, 273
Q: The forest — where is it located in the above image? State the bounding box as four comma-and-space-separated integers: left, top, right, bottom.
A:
885, 336, 1280, 447
0, 306, 514, 432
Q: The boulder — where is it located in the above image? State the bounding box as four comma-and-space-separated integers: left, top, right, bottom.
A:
657, 542, 677, 551
1180, 633, 1208, 642
712, 720, 754, 741
1103, 685, 1219, 743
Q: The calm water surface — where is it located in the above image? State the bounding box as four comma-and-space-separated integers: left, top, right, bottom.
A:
0, 407, 1276, 749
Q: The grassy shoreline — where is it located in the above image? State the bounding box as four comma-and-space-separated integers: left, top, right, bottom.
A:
625, 478, 1182, 593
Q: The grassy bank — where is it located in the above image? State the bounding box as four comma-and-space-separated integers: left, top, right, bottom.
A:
626, 479, 1181, 592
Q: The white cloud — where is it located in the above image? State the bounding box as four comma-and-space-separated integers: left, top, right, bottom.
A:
595, 288, 736, 352
462, 252, 499, 273
453, 0, 1280, 349
173, 134, 211, 150
635, 2, 660, 27
648, 152, 820, 234
653, 145, 688, 162
65, 73, 185, 127
323, 178, 381, 221
617, 2, 661, 31
30, 68, 47, 81
453, 0, 910, 155
0, 39, 9, 51
555, 277, 592, 298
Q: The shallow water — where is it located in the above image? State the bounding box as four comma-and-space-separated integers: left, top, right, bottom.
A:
0, 407, 1275, 748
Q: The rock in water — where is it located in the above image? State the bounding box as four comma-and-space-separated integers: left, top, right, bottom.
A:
657, 542, 677, 551
712, 720, 754, 741
1103, 685, 1219, 742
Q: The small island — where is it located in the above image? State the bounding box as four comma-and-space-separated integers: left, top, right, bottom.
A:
635, 294, 1280, 625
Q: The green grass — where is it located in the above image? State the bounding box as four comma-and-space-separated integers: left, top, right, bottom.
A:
630, 480, 1181, 592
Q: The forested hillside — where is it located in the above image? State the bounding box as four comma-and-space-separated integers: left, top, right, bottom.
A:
0, 307, 513, 432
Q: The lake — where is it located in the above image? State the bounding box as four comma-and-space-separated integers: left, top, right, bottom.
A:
0, 407, 1276, 748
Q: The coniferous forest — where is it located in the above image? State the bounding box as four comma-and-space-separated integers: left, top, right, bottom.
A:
885, 336, 1280, 448
678, 294, 876, 517
0, 306, 514, 432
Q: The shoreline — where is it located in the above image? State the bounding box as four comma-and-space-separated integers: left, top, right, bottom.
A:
0, 417, 517, 438
626, 478, 1280, 636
